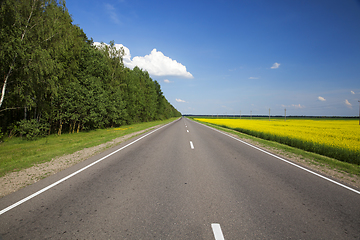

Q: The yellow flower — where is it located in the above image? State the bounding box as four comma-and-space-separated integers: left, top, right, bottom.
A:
196, 118, 360, 164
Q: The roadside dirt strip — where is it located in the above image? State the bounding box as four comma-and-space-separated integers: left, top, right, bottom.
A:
0, 125, 162, 198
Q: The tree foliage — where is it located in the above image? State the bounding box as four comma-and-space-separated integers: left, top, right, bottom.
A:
0, 0, 181, 139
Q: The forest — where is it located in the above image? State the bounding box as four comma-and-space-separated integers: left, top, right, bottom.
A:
0, 0, 181, 140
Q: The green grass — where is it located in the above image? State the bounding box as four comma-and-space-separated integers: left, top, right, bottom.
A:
0, 118, 177, 177
191, 118, 360, 177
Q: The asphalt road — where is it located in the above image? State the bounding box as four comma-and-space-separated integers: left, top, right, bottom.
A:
0, 117, 359, 239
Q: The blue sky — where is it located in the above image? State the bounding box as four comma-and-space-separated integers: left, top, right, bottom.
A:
66, 0, 360, 116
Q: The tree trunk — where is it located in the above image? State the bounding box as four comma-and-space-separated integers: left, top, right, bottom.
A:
0, 74, 10, 109
58, 119, 62, 135
72, 121, 76, 134
0, 0, 36, 109
48, 119, 51, 135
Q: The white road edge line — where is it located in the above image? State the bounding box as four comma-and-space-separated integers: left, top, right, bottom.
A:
0, 119, 179, 216
211, 223, 225, 240
190, 141, 194, 149
193, 120, 360, 195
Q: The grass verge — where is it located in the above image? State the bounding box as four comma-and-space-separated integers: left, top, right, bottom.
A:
191, 118, 360, 178
0, 118, 178, 177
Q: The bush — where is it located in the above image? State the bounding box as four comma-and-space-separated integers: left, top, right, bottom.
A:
16, 119, 50, 140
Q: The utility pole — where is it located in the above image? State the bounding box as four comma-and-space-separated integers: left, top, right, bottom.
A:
250, 111, 252, 119
269, 108, 270, 121
240, 110, 241, 119
285, 108, 286, 122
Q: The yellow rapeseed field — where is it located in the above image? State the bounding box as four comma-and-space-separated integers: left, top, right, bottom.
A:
195, 118, 360, 164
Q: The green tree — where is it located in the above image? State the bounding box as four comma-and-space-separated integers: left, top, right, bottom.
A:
0, 1, 181, 138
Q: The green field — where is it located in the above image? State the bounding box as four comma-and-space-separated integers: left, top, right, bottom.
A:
0, 118, 177, 177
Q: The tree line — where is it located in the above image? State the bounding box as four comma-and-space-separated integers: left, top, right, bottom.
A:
0, 0, 181, 139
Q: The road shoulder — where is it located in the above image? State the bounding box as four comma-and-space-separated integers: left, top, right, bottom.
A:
0, 125, 162, 198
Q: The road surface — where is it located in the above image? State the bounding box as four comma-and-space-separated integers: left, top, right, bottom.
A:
0, 117, 359, 239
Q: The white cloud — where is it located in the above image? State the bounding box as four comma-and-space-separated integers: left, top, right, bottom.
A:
318, 96, 326, 101
271, 62, 280, 69
345, 99, 352, 108
351, 91, 355, 94
164, 79, 171, 83
249, 77, 259, 79
292, 104, 305, 109
281, 104, 305, 109
93, 42, 193, 78
176, 98, 186, 103
124, 49, 193, 78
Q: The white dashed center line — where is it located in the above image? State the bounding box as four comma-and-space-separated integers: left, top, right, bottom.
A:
187, 130, 189, 133
211, 223, 225, 240
189, 141, 194, 149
